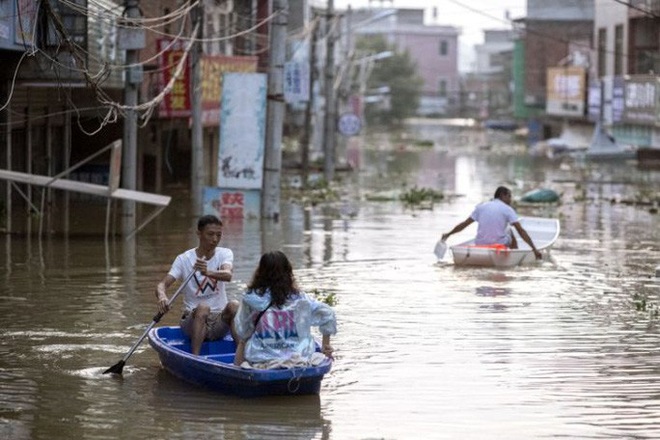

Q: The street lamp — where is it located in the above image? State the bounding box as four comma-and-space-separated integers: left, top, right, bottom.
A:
353, 50, 394, 119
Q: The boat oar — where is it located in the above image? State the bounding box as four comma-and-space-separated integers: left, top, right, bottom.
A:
103, 269, 196, 375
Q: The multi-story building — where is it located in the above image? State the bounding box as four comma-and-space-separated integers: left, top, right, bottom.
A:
593, 0, 660, 159
513, 0, 595, 145
461, 29, 515, 120
0, 0, 125, 233
0, 0, 266, 234
351, 7, 460, 116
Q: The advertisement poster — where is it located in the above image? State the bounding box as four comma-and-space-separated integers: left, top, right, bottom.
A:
203, 187, 260, 219
546, 67, 586, 117
201, 55, 258, 126
217, 72, 267, 190
623, 75, 659, 126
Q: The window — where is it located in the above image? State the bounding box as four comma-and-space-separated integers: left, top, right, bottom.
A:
614, 25, 623, 75
597, 28, 607, 77
438, 79, 447, 97
631, 18, 659, 74
439, 40, 448, 56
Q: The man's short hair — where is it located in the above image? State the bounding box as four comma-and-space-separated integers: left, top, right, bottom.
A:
197, 215, 222, 230
494, 186, 511, 199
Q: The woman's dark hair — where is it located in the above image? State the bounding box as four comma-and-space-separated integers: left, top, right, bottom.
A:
197, 215, 222, 231
494, 186, 511, 200
247, 251, 299, 307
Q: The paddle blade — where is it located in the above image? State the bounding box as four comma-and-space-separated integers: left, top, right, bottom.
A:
102, 360, 125, 375
434, 239, 447, 260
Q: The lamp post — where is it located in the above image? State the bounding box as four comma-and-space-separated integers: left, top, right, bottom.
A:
321, 7, 396, 182
353, 50, 393, 123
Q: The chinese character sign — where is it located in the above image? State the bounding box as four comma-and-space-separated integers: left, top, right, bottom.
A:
546, 67, 586, 117
284, 61, 309, 103
157, 38, 191, 118
217, 73, 267, 190
203, 187, 261, 219
623, 75, 659, 125
610, 76, 625, 124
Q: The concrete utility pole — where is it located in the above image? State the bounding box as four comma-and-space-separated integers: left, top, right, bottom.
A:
191, 2, 205, 216
121, 0, 141, 236
262, 0, 288, 220
300, 17, 318, 189
323, 0, 336, 182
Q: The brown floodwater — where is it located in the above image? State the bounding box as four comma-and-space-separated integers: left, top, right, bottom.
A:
2, 122, 660, 439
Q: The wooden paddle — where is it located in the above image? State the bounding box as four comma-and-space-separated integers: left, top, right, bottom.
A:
103, 269, 196, 375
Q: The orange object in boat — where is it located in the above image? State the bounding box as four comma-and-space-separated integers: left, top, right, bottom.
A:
468, 244, 508, 249
467, 244, 509, 253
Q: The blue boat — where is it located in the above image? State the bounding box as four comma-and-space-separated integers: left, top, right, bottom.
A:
148, 326, 333, 397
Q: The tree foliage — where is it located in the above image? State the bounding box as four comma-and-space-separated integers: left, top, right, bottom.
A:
353, 35, 423, 125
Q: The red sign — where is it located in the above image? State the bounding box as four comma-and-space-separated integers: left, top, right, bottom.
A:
209, 191, 245, 219
157, 39, 257, 122
158, 39, 191, 118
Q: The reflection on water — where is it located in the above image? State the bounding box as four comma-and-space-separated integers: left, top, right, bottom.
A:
2, 126, 660, 439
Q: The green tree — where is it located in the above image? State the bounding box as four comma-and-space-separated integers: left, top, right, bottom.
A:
354, 35, 423, 125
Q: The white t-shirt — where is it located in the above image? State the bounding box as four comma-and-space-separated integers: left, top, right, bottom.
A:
168, 247, 233, 313
470, 199, 519, 245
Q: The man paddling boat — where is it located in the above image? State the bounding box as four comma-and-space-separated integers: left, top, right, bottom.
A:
155, 215, 239, 355
441, 186, 542, 260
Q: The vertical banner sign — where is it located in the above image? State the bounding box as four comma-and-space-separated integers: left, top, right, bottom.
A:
157, 38, 191, 117
611, 76, 625, 123
217, 72, 267, 190
587, 80, 601, 122
284, 61, 310, 103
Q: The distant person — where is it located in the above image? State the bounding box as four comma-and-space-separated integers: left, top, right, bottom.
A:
155, 215, 239, 355
441, 186, 542, 259
233, 251, 337, 367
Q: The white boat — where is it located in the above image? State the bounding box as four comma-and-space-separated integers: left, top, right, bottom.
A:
449, 217, 560, 268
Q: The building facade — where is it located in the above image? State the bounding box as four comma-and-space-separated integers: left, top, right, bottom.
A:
593, 0, 660, 155
352, 8, 460, 116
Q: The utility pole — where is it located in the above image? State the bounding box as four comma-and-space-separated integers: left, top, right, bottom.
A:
262, 0, 288, 220
191, 1, 205, 216
121, 0, 142, 237
300, 17, 317, 189
323, 0, 336, 182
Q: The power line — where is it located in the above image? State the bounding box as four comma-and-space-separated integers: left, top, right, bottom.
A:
446, 0, 636, 62
610, 0, 660, 19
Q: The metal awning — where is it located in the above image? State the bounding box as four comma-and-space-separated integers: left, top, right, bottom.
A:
0, 140, 171, 239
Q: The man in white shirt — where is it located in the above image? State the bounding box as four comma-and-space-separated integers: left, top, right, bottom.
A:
441, 186, 542, 259
155, 215, 238, 355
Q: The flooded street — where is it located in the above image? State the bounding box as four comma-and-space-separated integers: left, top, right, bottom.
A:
2, 122, 660, 439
